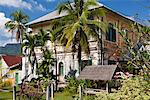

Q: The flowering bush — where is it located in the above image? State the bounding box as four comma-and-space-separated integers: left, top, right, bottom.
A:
96, 76, 150, 100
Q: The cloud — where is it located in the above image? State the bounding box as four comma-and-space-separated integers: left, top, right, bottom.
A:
0, 0, 47, 11
0, 0, 32, 10
46, 0, 56, 2
0, 12, 16, 46
30, 0, 47, 11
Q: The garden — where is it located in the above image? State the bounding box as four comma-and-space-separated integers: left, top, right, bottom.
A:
0, 0, 150, 99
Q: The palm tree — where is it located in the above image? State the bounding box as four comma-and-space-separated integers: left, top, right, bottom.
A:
47, 24, 64, 91
36, 29, 50, 50
5, 10, 29, 42
58, 0, 107, 72
22, 34, 37, 75
23, 29, 50, 76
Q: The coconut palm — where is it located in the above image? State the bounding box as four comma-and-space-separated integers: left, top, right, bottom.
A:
36, 29, 50, 49
47, 24, 65, 91
58, 0, 107, 72
22, 34, 38, 74
23, 29, 50, 75
5, 10, 29, 42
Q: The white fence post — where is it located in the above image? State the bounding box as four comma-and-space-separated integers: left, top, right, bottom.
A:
106, 82, 109, 93
46, 85, 50, 100
13, 85, 16, 100
51, 82, 54, 100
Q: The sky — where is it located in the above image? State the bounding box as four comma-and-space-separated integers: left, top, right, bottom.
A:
0, 0, 149, 46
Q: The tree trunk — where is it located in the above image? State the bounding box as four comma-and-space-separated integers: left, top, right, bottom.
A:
78, 45, 82, 73
54, 42, 58, 91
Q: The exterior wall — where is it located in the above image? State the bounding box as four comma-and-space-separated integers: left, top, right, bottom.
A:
1, 58, 9, 77
0, 58, 17, 85
27, 7, 137, 82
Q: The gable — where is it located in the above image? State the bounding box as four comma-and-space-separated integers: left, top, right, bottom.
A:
2, 55, 22, 68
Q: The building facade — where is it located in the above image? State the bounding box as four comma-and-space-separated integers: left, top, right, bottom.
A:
0, 55, 22, 85
26, 2, 138, 82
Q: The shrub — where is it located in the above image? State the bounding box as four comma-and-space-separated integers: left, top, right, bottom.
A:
3, 79, 14, 87
96, 76, 150, 100
64, 77, 92, 95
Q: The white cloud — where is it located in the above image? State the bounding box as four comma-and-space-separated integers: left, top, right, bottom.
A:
0, 12, 17, 46
37, 4, 47, 11
0, 0, 47, 11
30, 0, 47, 11
46, 0, 55, 2
0, 0, 32, 10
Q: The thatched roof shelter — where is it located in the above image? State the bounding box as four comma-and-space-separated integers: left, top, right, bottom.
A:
78, 65, 117, 81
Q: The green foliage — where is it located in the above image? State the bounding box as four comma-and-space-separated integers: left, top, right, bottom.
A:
64, 77, 92, 95
22, 29, 54, 82
37, 49, 54, 81
83, 95, 96, 100
96, 76, 150, 100
57, 0, 107, 70
5, 10, 29, 42
119, 23, 150, 77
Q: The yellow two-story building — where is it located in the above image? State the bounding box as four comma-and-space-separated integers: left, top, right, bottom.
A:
26, 2, 139, 82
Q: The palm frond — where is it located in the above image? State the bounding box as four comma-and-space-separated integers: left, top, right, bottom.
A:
80, 31, 90, 55
87, 20, 108, 33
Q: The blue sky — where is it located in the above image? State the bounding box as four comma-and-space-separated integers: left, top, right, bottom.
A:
0, 0, 149, 46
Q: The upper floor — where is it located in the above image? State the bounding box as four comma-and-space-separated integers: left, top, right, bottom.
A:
26, 2, 139, 58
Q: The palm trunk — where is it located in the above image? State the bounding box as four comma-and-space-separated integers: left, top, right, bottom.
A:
72, 52, 75, 69
54, 42, 58, 91
78, 44, 82, 73
100, 34, 104, 65
78, 0, 84, 73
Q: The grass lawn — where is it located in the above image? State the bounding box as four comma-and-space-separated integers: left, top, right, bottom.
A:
0, 89, 73, 100
0, 91, 12, 100
54, 92, 73, 100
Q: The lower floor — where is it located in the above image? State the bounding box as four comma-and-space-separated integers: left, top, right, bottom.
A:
21, 48, 120, 83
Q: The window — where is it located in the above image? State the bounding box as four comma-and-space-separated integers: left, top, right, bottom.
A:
59, 62, 64, 76
81, 59, 92, 71
106, 23, 116, 42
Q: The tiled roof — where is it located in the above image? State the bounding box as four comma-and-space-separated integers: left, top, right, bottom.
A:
78, 65, 117, 81
2, 55, 22, 68
26, 1, 146, 26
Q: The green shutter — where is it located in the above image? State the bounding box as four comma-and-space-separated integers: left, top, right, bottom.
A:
88, 59, 92, 65
61, 66, 64, 75
15, 73, 19, 85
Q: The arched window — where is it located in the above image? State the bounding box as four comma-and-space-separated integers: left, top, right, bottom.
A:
59, 62, 64, 76
106, 23, 116, 42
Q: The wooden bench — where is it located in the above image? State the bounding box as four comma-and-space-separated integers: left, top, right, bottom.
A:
84, 88, 106, 95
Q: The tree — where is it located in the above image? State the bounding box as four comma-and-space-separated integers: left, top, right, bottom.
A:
58, 0, 107, 72
22, 29, 51, 78
36, 29, 50, 50
96, 76, 150, 100
5, 10, 29, 42
119, 23, 150, 77
22, 34, 38, 77
20, 30, 54, 99
47, 23, 65, 91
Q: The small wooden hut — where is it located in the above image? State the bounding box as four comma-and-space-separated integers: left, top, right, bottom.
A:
78, 65, 117, 93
